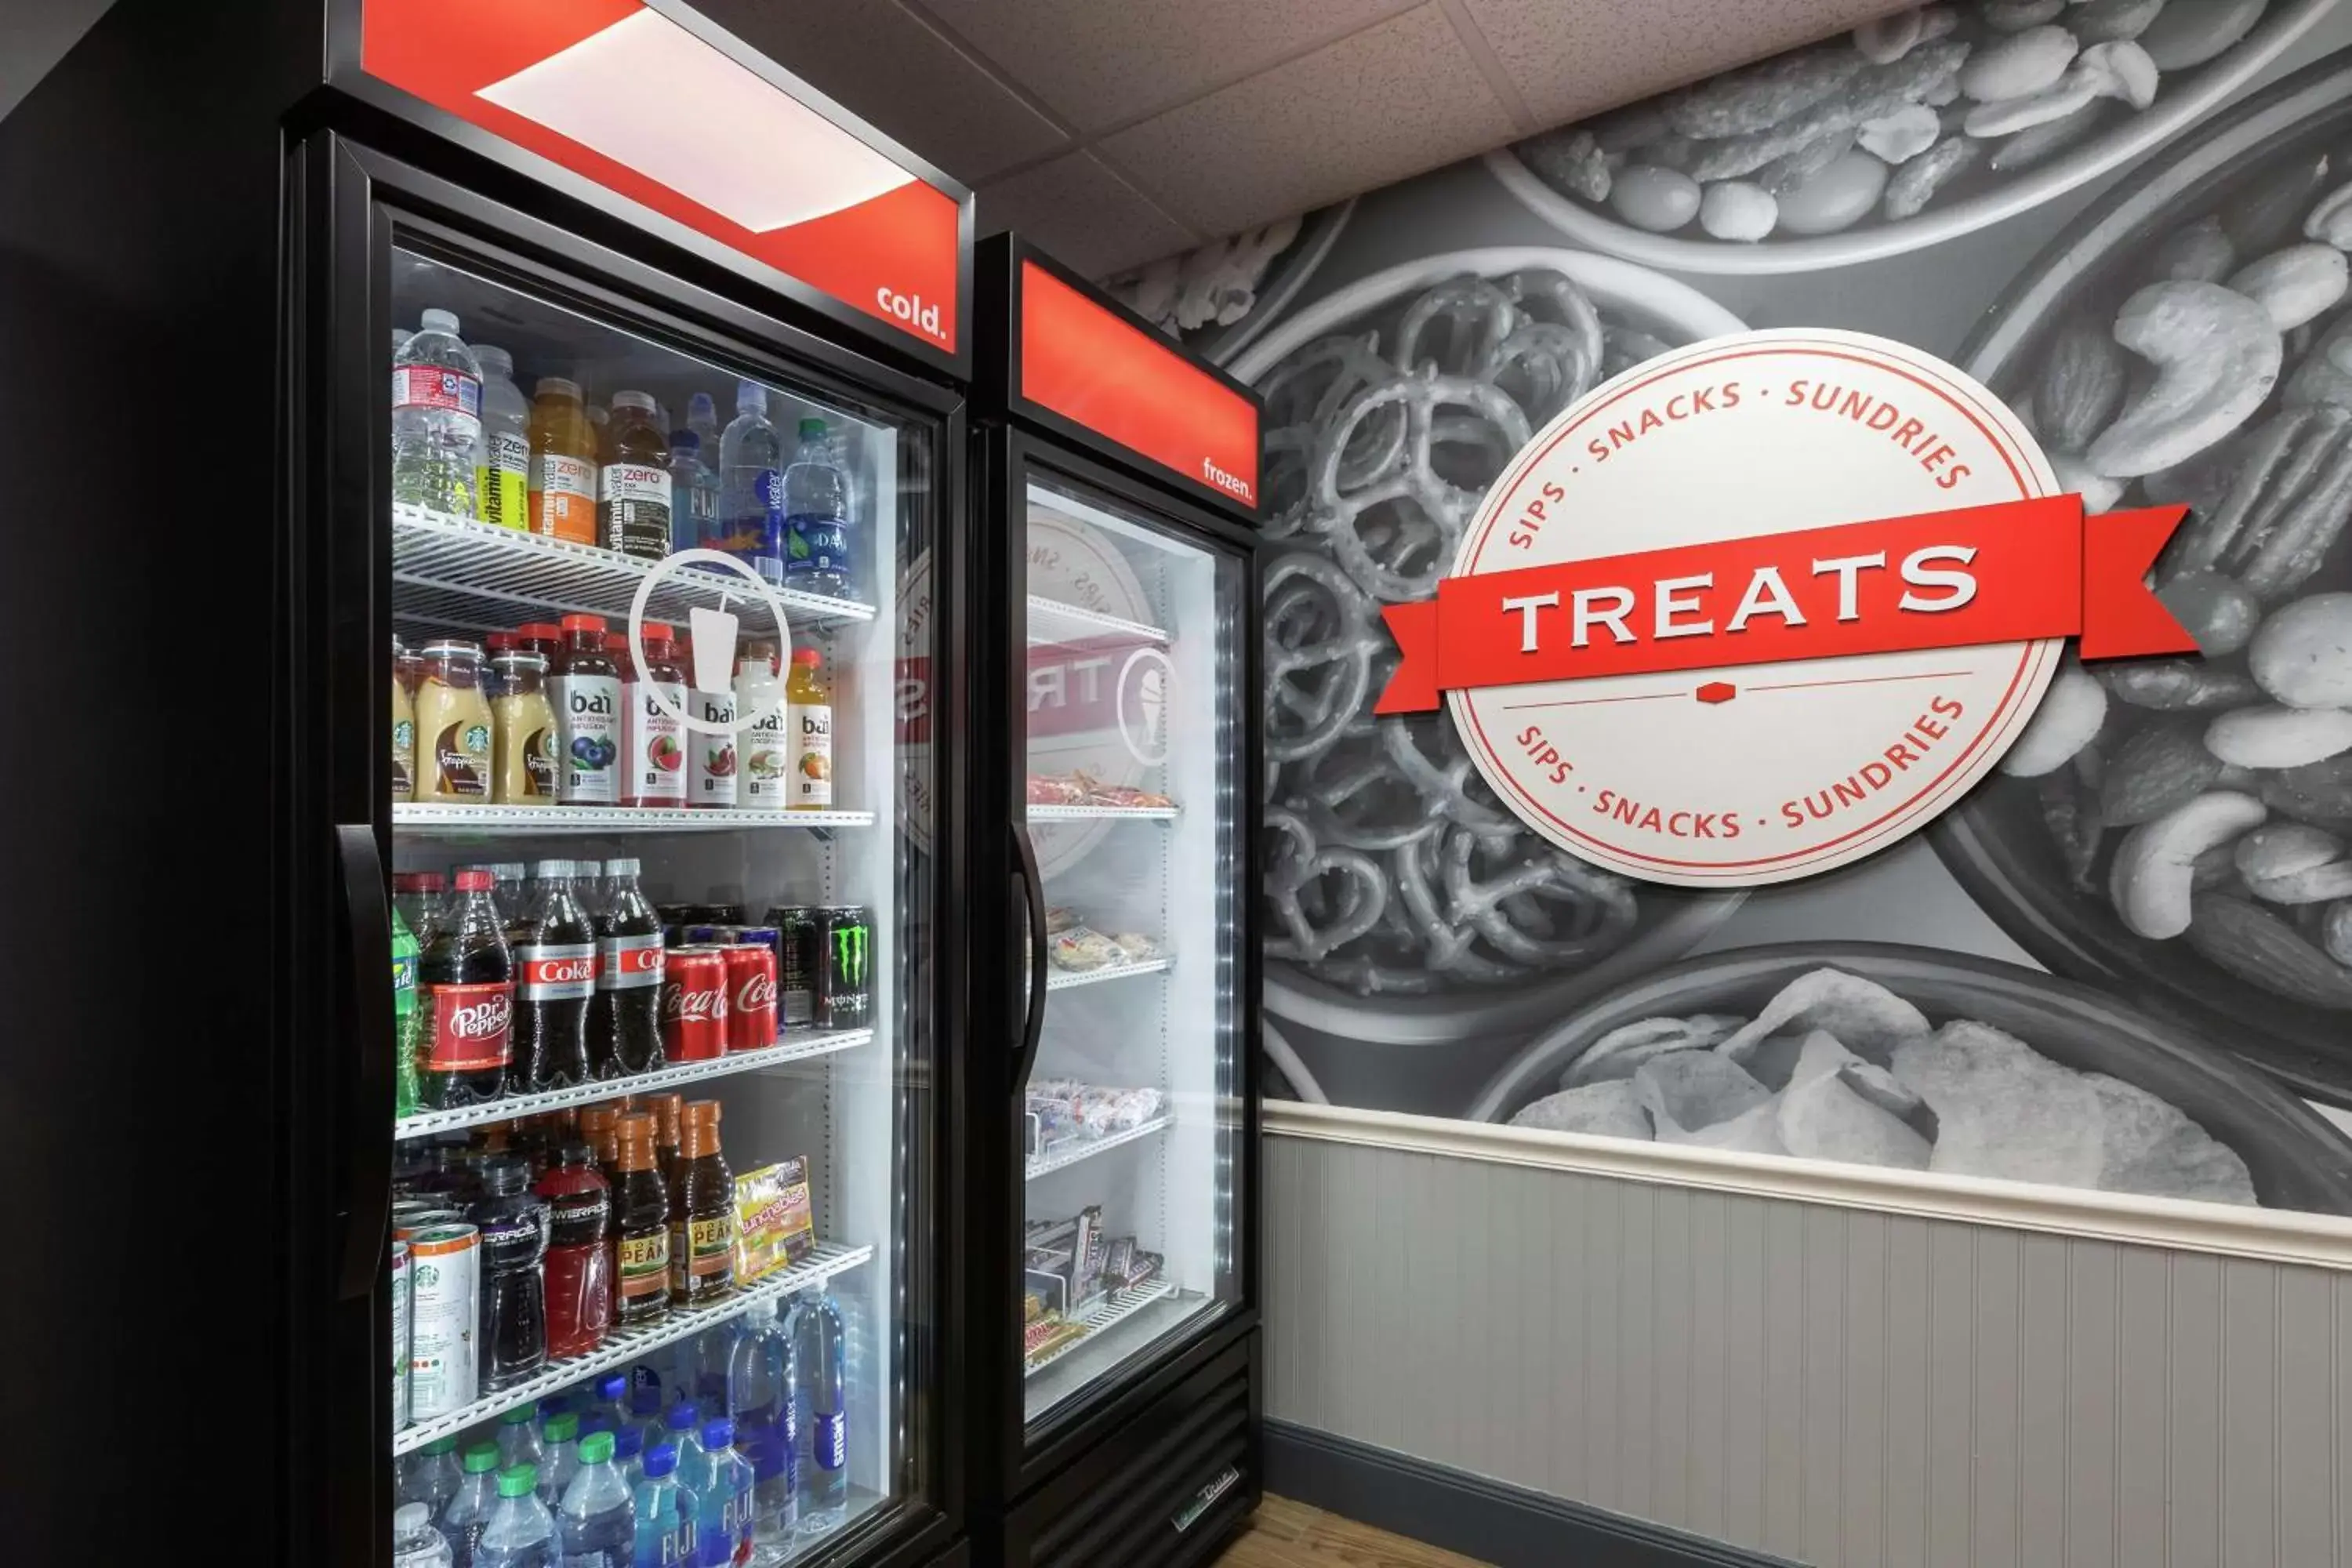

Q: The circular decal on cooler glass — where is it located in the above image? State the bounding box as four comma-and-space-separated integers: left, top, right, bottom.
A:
626, 549, 794, 737
1025, 501, 1160, 877
1446, 328, 2064, 887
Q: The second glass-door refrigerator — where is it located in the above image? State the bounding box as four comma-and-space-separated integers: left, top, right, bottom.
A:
968, 238, 1267, 1568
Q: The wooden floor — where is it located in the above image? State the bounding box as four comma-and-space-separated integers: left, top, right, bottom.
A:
1214, 1496, 1491, 1567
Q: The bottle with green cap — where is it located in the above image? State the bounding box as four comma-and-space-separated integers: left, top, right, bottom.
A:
537, 1410, 582, 1506
437, 1443, 503, 1564
397, 1433, 463, 1519
473, 1465, 554, 1568
557, 1428, 635, 1562
495, 1403, 543, 1473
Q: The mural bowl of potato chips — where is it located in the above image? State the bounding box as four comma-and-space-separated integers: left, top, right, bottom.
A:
1465, 942, 2352, 1213
1486, 0, 2334, 274
1941, 52, 2352, 1106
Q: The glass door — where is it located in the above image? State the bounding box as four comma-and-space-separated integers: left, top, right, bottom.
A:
1014, 463, 1247, 1432
379, 234, 942, 1566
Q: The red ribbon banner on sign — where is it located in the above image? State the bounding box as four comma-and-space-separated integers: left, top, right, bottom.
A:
1375, 496, 2196, 715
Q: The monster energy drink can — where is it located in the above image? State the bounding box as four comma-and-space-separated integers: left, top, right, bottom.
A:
765, 906, 819, 1029
818, 906, 872, 1030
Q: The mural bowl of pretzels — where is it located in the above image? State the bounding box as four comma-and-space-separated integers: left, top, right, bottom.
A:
1232, 247, 1750, 1050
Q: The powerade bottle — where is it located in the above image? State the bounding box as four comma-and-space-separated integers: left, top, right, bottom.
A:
632, 1443, 698, 1568
440, 1443, 503, 1567
717, 382, 786, 585
782, 418, 852, 598
393, 902, 423, 1117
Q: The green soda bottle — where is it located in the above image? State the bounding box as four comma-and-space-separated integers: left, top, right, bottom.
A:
392, 902, 423, 1117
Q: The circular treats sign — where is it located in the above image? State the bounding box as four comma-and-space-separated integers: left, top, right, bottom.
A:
1377, 328, 2196, 887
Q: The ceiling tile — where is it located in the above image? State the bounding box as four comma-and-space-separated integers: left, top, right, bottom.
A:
977, 151, 1197, 278
1460, 0, 1908, 129
694, 0, 1066, 184
1098, 4, 1515, 239
920, 0, 1417, 133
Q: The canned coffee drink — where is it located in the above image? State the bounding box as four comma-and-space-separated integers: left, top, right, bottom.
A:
766, 906, 818, 1029
818, 906, 872, 1029
390, 1237, 413, 1432
407, 1222, 480, 1421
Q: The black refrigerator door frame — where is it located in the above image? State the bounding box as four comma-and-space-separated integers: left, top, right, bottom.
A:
967, 423, 1266, 1507
288, 128, 975, 1568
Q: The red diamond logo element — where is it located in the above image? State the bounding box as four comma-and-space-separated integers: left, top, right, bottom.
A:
1696, 681, 1737, 705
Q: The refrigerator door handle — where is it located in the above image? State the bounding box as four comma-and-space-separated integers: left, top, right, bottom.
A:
1011, 820, 1049, 1092
336, 823, 395, 1303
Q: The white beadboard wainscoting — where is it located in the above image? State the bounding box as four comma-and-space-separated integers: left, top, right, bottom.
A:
1263, 1105, 2352, 1568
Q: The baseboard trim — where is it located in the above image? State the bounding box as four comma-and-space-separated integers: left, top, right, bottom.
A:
1263, 1420, 1805, 1568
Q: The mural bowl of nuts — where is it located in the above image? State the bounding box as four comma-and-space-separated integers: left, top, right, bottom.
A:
1487, 0, 2335, 274
1465, 943, 2352, 1214
1939, 50, 2352, 1105
1232, 246, 1750, 1047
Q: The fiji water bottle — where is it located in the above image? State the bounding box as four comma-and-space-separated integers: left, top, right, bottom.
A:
633, 1443, 698, 1568
782, 418, 853, 598
689, 1420, 753, 1568
666, 429, 719, 557
717, 382, 786, 584
727, 1295, 798, 1556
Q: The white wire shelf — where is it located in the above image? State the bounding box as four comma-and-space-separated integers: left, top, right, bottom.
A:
1026, 804, 1178, 822
394, 803, 873, 834
394, 1240, 873, 1456
1025, 1115, 1171, 1181
1023, 1279, 1180, 1377
392, 504, 876, 633
1025, 594, 1167, 648
1044, 956, 1172, 992
396, 1026, 874, 1139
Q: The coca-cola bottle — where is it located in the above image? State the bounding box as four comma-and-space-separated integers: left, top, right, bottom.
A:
514, 856, 598, 1091
590, 857, 665, 1078
419, 868, 514, 1108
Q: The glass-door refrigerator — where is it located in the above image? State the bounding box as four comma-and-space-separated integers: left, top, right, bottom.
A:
0, 6, 972, 1566
968, 238, 1266, 1568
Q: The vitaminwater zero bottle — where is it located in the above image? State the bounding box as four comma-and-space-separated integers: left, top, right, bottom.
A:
783, 418, 853, 598
473, 346, 532, 532
392, 309, 484, 520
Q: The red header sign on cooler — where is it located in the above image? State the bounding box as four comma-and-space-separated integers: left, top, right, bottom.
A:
1403, 328, 2205, 889
361, 0, 963, 354
1018, 262, 1261, 510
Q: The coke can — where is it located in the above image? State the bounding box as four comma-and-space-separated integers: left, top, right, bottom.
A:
659, 946, 729, 1062
766, 906, 818, 1029
408, 1222, 480, 1421
818, 906, 873, 1030
390, 1238, 413, 1432
722, 942, 779, 1051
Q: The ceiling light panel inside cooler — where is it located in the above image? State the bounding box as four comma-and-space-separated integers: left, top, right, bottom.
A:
475, 10, 913, 234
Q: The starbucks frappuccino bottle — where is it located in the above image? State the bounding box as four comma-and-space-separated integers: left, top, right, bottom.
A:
415, 639, 493, 803
491, 648, 559, 805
